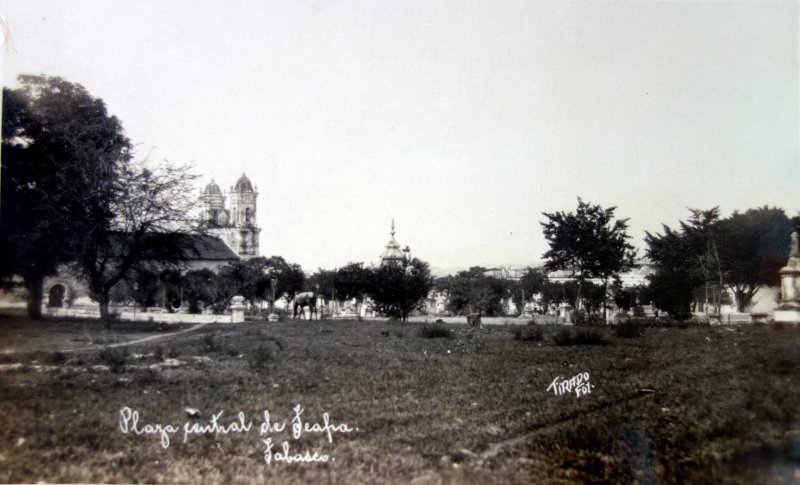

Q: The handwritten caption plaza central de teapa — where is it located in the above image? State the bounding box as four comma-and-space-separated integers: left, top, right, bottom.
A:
119, 404, 356, 464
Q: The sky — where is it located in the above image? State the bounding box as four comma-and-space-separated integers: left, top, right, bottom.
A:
0, 0, 797, 274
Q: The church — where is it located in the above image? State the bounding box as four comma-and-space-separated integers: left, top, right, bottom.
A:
40, 174, 261, 310
200, 174, 261, 259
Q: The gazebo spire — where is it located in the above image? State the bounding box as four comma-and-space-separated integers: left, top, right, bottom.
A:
380, 218, 406, 265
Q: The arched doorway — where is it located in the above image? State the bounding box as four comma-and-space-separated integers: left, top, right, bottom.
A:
48, 284, 66, 308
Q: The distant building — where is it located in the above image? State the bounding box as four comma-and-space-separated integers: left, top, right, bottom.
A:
545, 258, 654, 287
483, 267, 526, 280
200, 174, 261, 258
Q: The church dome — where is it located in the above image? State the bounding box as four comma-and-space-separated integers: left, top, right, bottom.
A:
203, 179, 222, 196
234, 173, 254, 193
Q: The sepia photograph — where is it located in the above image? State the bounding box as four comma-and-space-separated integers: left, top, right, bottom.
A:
0, 1, 798, 483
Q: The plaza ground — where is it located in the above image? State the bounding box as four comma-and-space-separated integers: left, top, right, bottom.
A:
0, 314, 798, 484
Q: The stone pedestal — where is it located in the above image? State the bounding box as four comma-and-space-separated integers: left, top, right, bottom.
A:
558, 304, 574, 324
230, 295, 246, 323
774, 232, 800, 324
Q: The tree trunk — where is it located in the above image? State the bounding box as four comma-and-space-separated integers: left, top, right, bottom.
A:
26, 275, 45, 320
602, 279, 608, 325
98, 290, 113, 329
733, 285, 758, 313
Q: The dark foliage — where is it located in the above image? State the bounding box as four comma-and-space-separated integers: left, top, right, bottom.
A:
614, 320, 646, 338
1, 76, 132, 319
96, 347, 129, 372
512, 326, 544, 342
369, 258, 433, 321
541, 198, 636, 322
553, 328, 608, 346
248, 345, 273, 370
435, 267, 512, 316
416, 324, 453, 339
202, 333, 223, 353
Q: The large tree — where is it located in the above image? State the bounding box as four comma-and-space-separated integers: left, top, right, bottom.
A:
541, 199, 636, 322
306, 268, 337, 302
335, 262, 373, 317
512, 267, 547, 315
681, 208, 726, 314
214, 256, 304, 313
76, 161, 199, 324
1, 75, 132, 318
645, 218, 704, 318
368, 258, 433, 321
263, 256, 305, 302
440, 267, 511, 316
645, 206, 791, 316
717, 207, 792, 311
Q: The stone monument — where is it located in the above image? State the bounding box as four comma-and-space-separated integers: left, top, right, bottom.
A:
230, 295, 246, 323
774, 231, 800, 324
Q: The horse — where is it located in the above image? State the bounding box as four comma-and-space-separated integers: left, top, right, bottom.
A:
292, 292, 318, 320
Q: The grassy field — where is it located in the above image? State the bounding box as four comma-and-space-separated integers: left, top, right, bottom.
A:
0, 315, 799, 484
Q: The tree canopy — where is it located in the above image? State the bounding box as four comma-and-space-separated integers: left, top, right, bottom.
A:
368, 258, 433, 321
718, 207, 793, 311
1, 75, 132, 318
435, 267, 512, 316
1, 75, 203, 324
646, 206, 793, 315
541, 198, 636, 321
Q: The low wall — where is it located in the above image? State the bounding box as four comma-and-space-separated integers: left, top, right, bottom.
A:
43, 306, 234, 324
406, 315, 572, 325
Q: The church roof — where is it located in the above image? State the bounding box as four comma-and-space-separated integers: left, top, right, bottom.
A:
234, 173, 254, 193
103, 233, 240, 263
203, 179, 222, 196
179, 234, 240, 261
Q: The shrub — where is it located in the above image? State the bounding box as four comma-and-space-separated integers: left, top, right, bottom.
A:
553, 328, 607, 346
574, 329, 607, 345
417, 324, 453, 339
153, 346, 164, 362
553, 329, 574, 346
257, 335, 285, 351
166, 345, 180, 358
629, 316, 698, 329
249, 345, 273, 370
202, 333, 222, 353
574, 312, 605, 327
614, 319, 645, 338
134, 368, 161, 385
96, 347, 129, 372
512, 326, 544, 342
